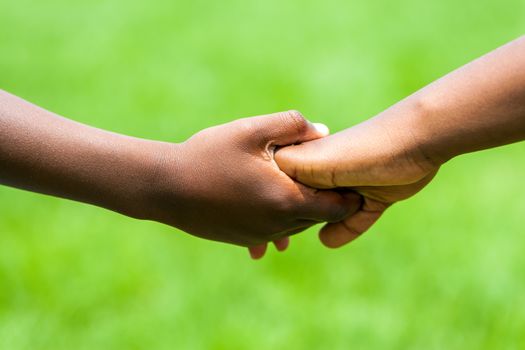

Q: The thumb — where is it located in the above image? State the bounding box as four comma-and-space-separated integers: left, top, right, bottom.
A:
248, 110, 329, 146
274, 141, 336, 189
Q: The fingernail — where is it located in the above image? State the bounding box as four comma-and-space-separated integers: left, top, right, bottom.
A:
312, 122, 330, 136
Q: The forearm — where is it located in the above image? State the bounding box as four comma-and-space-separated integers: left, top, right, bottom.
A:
0, 90, 165, 217
403, 35, 525, 164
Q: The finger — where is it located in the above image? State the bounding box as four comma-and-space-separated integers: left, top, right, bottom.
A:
247, 237, 289, 260
248, 220, 318, 259
294, 186, 362, 223
246, 221, 312, 259
247, 110, 329, 146
274, 149, 334, 190
319, 201, 388, 248
273, 237, 290, 251
248, 244, 268, 260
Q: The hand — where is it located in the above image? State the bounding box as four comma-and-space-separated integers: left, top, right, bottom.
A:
0, 89, 360, 256
139, 111, 361, 255
275, 113, 439, 248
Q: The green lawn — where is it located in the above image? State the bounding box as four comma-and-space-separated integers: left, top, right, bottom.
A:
1, 0, 525, 349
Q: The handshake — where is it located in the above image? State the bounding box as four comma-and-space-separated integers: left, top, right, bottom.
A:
1, 36, 524, 258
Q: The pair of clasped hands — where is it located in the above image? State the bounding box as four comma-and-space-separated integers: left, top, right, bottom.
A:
160, 36, 525, 259
175, 109, 437, 259
2, 36, 524, 259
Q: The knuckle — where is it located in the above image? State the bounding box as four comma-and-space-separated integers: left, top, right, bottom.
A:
281, 110, 308, 135
235, 119, 257, 136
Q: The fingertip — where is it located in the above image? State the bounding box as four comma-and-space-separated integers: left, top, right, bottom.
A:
248, 244, 268, 260
273, 237, 290, 252
319, 223, 358, 248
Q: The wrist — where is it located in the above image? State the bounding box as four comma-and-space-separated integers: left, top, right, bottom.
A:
400, 93, 453, 169
407, 89, 471, 168
116, 138, 185, 221
89, 135, 180, 221
366, 96, 443, 177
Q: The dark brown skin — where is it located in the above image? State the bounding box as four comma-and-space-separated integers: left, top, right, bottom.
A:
276, 35, 525, 248
0, 92, 361, 256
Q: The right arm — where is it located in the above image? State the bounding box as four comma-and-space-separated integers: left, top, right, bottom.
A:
0, 91, 357, 252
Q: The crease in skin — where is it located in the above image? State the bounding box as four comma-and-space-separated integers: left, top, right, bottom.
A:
340, 220, 362, 238
406, 121, 440, 172
264, 140, 278, 162
318, 189, 389, 247
326, 163, 338, 188
357, 197, 387, 213
284, 110, 306, 135
322, 200, 387, 247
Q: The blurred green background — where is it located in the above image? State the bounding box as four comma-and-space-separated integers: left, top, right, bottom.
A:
1, 0, 525, 349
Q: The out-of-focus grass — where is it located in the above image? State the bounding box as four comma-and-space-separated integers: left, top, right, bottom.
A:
1, 0, 525, 349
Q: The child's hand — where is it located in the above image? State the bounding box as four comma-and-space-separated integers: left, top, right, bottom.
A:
142, 111, 361, 253
275, 114, 439, 248
0, 89, 360, 255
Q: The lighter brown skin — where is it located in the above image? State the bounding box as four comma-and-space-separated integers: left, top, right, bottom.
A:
275, 35, 525, 249
0, 94, 361, 256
